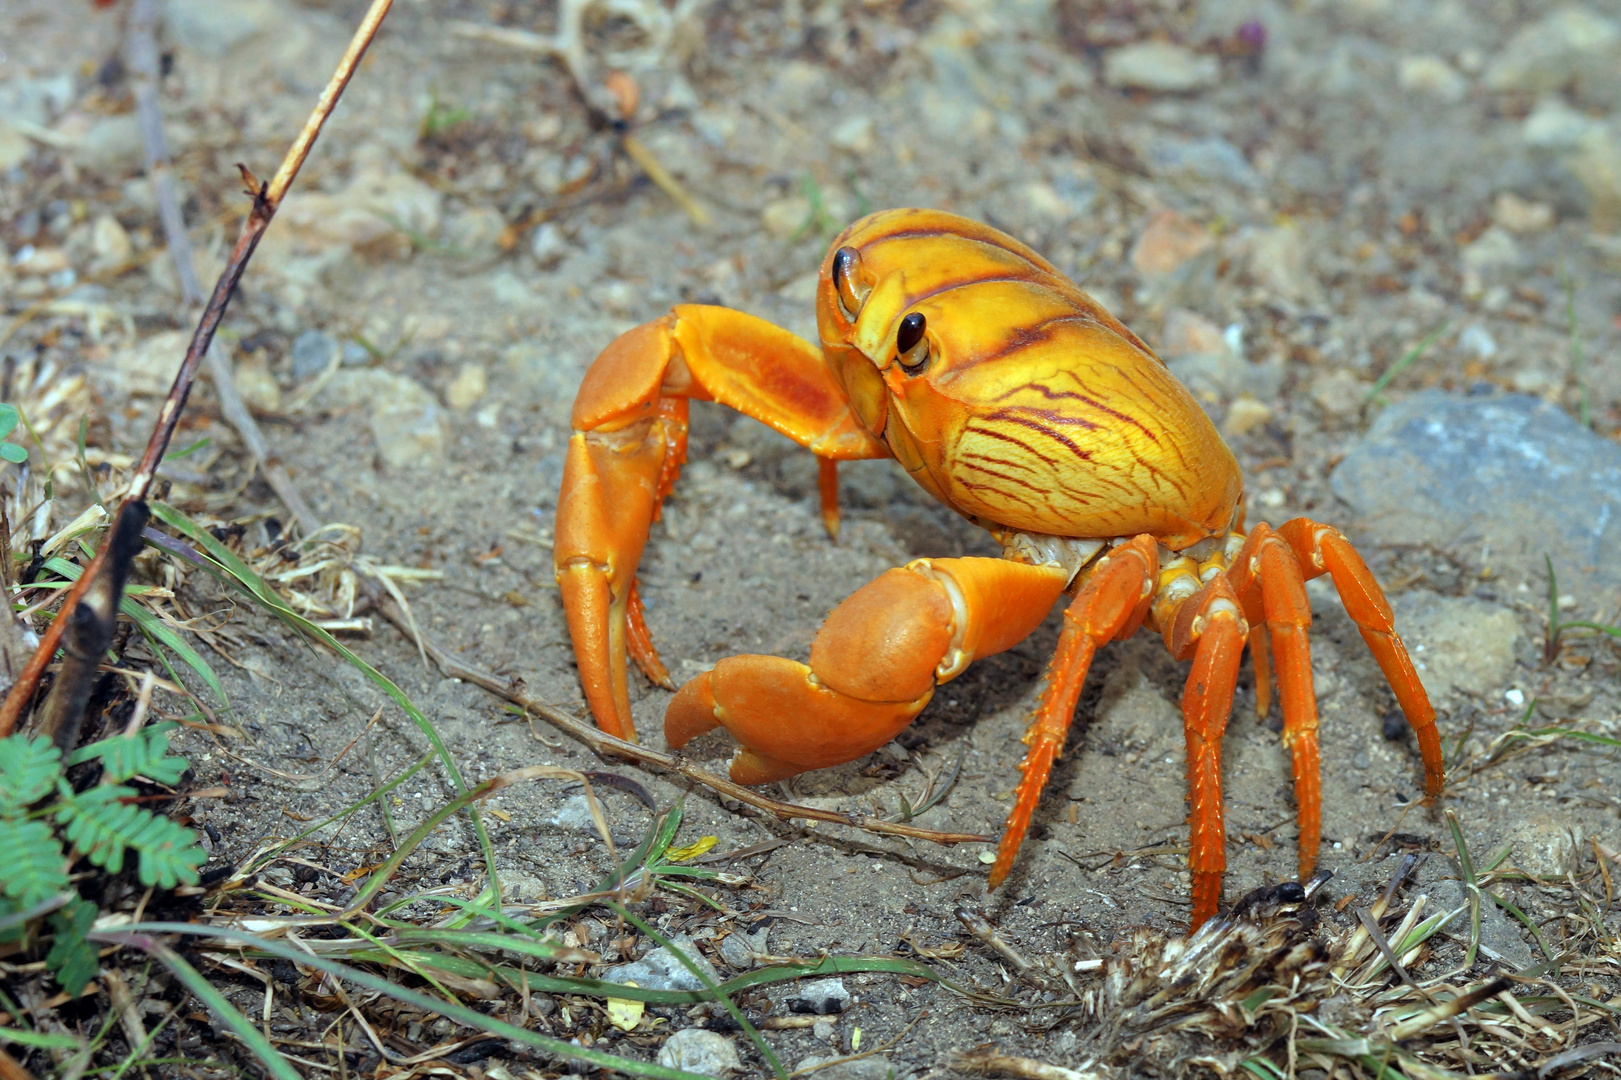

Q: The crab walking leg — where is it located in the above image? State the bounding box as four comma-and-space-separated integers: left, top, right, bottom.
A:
989, 536, 1159, 890
666, 557, 1070, 786
1163, 576, 1248, 928
1226, 524, 1274, 720
556, 307, 888, 741
1253, 535, 1322, 881
817, 458, 843, 541
1276, 519, 1444, 798
1248, 626, 1273, 718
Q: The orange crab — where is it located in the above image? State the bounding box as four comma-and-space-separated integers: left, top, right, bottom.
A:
553, 208, 1444, 926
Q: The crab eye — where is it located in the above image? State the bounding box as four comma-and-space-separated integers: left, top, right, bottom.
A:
896, 312, 928, 372
832, 246, 869, 320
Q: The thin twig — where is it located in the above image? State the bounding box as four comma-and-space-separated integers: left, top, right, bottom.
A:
132, 0, 327, 534
369, 596, 988, 846
33, 502, 149, 748
0, 0, 397, 738
126, 0, 199, 308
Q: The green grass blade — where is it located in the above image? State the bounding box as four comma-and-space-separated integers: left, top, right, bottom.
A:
40, 556, 226, 706
392, 927, 584, 963
105, 924, 709, 1080
609, 900, 786, 1079
531, 805, 683, 931
1444, 809, 1481, 967
0, 1026, 84, 1051
105, 934, 301, 1080
1365, 321, 1449, 405
333, 946, 955, 1005
250, 750, 434, 874
146, 501, 501, 906
1485, 892, 1556, 965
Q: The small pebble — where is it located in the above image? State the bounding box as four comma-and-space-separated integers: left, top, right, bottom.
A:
530, 221, 569, 265
1130, 210, 1213, 275
1103, 42, 1219, 93
290, 329, 338, 380
1223, 396, 1273, 437
446, 363, 487, 409
657, 1029, 740, 1078
1492, 192, 1554, 233
787, 977, 851, 1015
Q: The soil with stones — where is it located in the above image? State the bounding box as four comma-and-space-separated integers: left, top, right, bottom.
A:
3, 0, 1620, 1077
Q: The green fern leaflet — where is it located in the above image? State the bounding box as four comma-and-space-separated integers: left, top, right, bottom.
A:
0, 736, 61, 816
68, 722, 189, 785
56, 783, 206, 888
0, 817, 70, 911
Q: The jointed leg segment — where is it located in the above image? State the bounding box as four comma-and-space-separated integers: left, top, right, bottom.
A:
1169, 576, 1247, 927
989, 536, 1158, 890
1276, 519, 1444, 798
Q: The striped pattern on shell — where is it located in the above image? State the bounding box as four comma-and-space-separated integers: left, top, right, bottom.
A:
817, 208, 1243, 550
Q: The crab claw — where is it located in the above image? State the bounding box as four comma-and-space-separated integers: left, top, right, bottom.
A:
556, 308, 888, 743
554, 389, 681, 743
665, 557, 1071, 784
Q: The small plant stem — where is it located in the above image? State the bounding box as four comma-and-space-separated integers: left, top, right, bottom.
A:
33, 504, 150, 750
1563, 267, 1590, 428
0, 0, 396, 738
373, 596, 989, 846
129, 0, 320, 533
1365, 321, 1449, 405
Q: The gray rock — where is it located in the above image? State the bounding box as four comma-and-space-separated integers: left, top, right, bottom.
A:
0, 123, 30, 171
1459, 227, 1521, 273
1426, 866, 1536, 971
547, 793, 600, 834
1398, 55, 1470, 104
657, 1029, 741, 1077
1249, 222, 1315, 302
444, 206, 505, 255
601, 934, 721, 993
1501, 811, 1584, 878
1159, 311, 1283, 417
165, 0, 276, 55
290, 329, 338, 380
717, 925, 769, 970
1103, 42, 1219, 93
0, 74, 75, 129
1568, 126, 1621, 229
69, 116, 144, 174
1522, 97, 1601, 151
317, 369, 447, 468
1309, 369, 1369, 419
1331, 392, 1621, 611
1484, 6, 1620, 105
1147, 134, 1261, 189
787, 977, 851, 1015
1387, 591, 1521, 699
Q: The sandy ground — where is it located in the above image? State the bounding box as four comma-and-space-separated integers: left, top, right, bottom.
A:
3, 0, 1621, 1075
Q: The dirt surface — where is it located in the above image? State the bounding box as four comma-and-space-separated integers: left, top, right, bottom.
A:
4, 0, 1621, 1075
